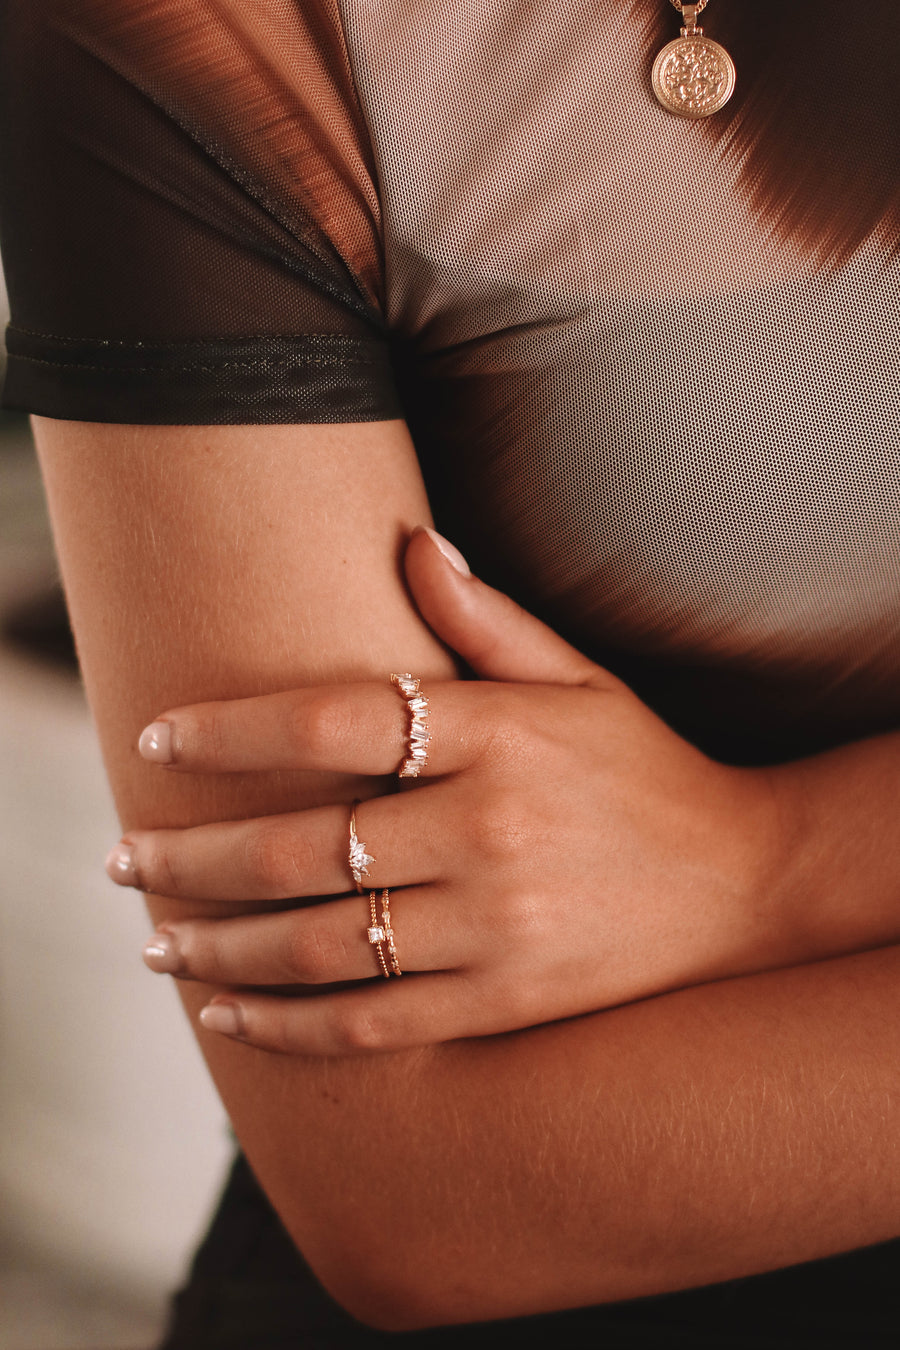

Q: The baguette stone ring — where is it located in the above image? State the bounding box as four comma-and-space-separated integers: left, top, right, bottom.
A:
391, 673, 430, 777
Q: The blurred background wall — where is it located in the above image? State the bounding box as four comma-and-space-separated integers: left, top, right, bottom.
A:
0, 264, 233, 1350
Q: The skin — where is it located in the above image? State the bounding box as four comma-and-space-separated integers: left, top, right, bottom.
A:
108, 536, 900, 1054
33, 414, 900, 1331
113, 546, 786, 1049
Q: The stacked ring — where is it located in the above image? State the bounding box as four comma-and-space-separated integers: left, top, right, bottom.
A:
391, 673, 430, 777
381, 889, 402, 976
367, 891, 391, 979
365, 889, 401, 979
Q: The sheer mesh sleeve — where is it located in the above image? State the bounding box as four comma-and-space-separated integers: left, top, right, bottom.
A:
0, 0, 399, 424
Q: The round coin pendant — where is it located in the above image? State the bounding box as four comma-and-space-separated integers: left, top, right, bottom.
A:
652, 35, 736, 118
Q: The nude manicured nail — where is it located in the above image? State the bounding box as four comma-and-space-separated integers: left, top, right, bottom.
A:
105, 842, 137, 886
199, 1002, 244, 1038
421, 526, 471, 576
142, 931, 182, 975
139, 720, 173, 763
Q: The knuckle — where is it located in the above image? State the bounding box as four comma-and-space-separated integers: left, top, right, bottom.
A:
286, 923, 349, 984
177, 923, 217, 980
262, 1001, 299, 1053
498, 968, 548, 1025
142, 840, 181, 896
245, 824, 313, 895
331, 1002, 389, 1054
472, 692, 537, 769
470, 790, 532, 865
300, 691, 356, 763
491, 889, 549, 946
188, 706, 229, 764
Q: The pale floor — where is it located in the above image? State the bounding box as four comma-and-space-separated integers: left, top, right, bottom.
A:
0, 415, 232, 1350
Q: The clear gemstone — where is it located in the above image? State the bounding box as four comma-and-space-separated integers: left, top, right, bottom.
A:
349, 834, 375, 882
367, 926, 385, 943
410, 721, 430, 739
400, 759, 420, 776
408, 696, 428, 712
392, 673, 419, 695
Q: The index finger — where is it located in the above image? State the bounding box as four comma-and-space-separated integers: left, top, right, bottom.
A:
137, 678, 477, 777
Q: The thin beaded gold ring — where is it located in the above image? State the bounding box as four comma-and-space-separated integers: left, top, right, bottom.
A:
367, 890, 391, 979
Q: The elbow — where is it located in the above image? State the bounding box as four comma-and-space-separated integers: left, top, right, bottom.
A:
330, 1283, 446, 1334
303, 1217, 694, 1331
308, 1243, 463, 1333
300, 1225, 506, 1333
305, 1265, 434, 1334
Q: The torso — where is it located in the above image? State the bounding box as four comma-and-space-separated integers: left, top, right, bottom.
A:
343, 0, 900, 759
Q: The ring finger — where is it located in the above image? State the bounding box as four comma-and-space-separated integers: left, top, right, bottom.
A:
143, 884, 461, 985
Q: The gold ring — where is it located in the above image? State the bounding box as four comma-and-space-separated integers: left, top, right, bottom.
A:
367, 890, 391, 979
380, 888, 402, 977
348, 800, 375, 893
391, 673, 430, 778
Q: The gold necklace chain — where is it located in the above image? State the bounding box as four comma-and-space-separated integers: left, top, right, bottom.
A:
652, 0, 735, 119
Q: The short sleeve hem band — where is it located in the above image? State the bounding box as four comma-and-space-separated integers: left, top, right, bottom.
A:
2, 327, 402, 426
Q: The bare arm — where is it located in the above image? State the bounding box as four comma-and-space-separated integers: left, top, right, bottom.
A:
34, 416, 900, 1331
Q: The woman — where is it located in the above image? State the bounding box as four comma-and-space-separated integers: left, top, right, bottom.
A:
2, 1, 899, 1344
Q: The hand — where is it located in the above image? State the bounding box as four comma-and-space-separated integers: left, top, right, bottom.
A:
108, 527, 782, 1054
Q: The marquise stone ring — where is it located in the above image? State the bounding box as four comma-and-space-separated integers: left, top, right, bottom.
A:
348, 800, 374, 892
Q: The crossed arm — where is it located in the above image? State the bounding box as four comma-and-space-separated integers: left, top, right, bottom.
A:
34, 414, 900, 1330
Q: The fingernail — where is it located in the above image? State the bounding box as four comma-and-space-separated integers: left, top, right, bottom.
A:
142, 930, 182, 974
105, 841, 137, 886
139, 720, 173, 764
421, 526, 470, 576
199, 1002, 244, 1038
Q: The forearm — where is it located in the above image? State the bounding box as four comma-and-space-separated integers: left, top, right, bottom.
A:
249, 945, 900, 1329
34, 417, 900, 1331
766, 733, 900, 963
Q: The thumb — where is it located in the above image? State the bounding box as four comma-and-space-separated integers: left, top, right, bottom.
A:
404, 527, 606, 686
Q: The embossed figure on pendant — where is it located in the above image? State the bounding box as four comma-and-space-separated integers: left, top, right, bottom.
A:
652, 1, 736, 119
657, 39, 734, 116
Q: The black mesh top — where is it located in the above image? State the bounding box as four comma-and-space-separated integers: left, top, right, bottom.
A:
2, 2, 900, 1343
0, 0, 400, 423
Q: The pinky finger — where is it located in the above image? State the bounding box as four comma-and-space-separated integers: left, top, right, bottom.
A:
199, 973, 498, 1056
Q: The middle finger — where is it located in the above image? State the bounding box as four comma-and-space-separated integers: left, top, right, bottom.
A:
141, 679, 484, 778
110, 788, 451, 901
